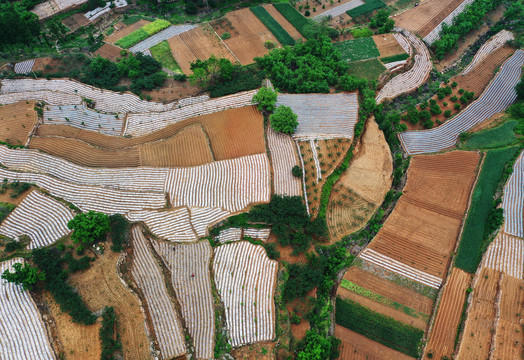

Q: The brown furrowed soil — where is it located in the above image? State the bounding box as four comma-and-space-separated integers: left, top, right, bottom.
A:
142, 78, 201, 103
456, 268, 501, 360
0, 101, 37, 146
68, 250, 151, 360
167, 35, 198, 75
341, 267, 433, 315
393, 0, 464, 37
62, 13, 89, 32
263, 4, 304, 41
211, 8, 276, 65
94, 43, 123, 62
368, 151, 479, 278
335, 325, 417, 360
43, 291, 102, 360
140, 124, 214, 167
373, 33, 407, 58
105, 19, 150, 44
179, 25, 237, 63
423, 267, 472, 360
327, 118, 392, 241
231, 341, 277, 360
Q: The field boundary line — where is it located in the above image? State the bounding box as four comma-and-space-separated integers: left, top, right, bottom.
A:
210, 25, 241, 64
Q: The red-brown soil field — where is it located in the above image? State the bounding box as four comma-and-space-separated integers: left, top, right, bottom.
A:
62, 13, 89, 32
373, 33, 406, 58
94, 43, 123, 62
0, 101, 37, 146
423, 267, 472, 360
167, 35, 198, 75
368, 151, 479, 278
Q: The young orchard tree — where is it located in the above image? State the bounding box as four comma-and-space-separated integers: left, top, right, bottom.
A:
270, 105, 299, 134
68, 211, 111, 245
252, 87, 277, 113
2, 262, 45, 291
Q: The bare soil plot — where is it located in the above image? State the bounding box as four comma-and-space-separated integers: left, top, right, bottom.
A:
43, 291, 101, 360
69, 250, 151, 360
423, 267, 472, 360
0, 101, 37, 146
167, 35, 198, 75
143, 78, 200, 102
328, 118, 392, 240
341, 267, 433, 315
105, 19, 150, 44
179, 25, 236, 63
211, 8, 276, 65
368, 151, 479, 278
62, 13, 89, 32
373, 33, 406, 58
335, 325, 416, 360
94, 43, 123, 62
393, 0, 464, 38
263, 4, 304, 40
456, 268, 501, 360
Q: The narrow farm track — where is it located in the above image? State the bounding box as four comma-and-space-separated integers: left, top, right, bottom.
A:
400, 50, 524, 154
423, 268, 472, 360
153, 241, 215, 359
0, 259, 56, 360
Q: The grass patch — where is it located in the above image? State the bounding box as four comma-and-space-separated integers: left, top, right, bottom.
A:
460, 120, 518, 150
115, 19, 171, 49
340, 279, 429, 320
250, 6, 295, 46
273, 3, 311, 39
380, 53, 410, 63
335, 37, 380, 62
347, 0, 387, 18
150, 40, 182, 73
336, 297, 423, 357
348, 58, 386, 82
455, 146, 520, 273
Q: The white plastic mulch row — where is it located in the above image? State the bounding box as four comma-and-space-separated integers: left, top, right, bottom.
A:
243, 228, 271, 242
216, 227, 242, 244
0, 79, 175, 114
266, 127, 301, 197
376, 29, 431, 104
213, 241, 277, 347
84, 0, 127, 20
296, 141, 310, 216
129, 24, 197, 53
123, 89, 257, 136
189, 207, 230, 238
126, 208, 197, 242
399, 50, 524, 155
384, 60, 407, 70
359, 248, 443, 288
32, 0, 87, 20
43, 104, 125, 136
130, 227, 186, 359
165, 153, 271, 213
481, 233, 523, 279
502, 150, 523, 238
0, 91, 82, 106
393, 33, 412, 56
462, 30, 515, 75
0, 167, 166, 215
14, 60, 36, 74
423, 0, 475, 45
0, 191, 74, 249
153, 240, 215, 359
313, 0, 364, 20
275, 92, 359, 140
310, 140, 322, 181
0, 258, 55, 360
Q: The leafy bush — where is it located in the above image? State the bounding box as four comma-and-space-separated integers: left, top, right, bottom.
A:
68, 211, 110, 245
454, 103, 461, 111
274, 3, 312, 39
4, 240, 25, 253
369, 9, 394, 33
270, 105, 299, 134
251, 6, 295, 46
252, 87, 277, 112
296, 331, 340, 360
100, 307, 122, 360
1, 262, 45, 290
444, 109, 452, 118
292, 165, 304, 178
0, 202, 15, 222
347, 0, 386, 18
208, 65, 265, 97
109, 214, 130, 252
221, 32, 231, 40
351, 26, 373, 38
335, 297, 423, 357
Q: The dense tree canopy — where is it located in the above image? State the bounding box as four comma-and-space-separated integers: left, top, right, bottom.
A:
270, 105, 299, 134
0, 2, 40, 49
369, 9, 395, 34
1, 262, 45, 290
252, 87, 278, 113
68, 211, 111, 245
189, 55, 235, 88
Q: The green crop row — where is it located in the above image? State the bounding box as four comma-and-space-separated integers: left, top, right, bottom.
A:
115, 19, 171, 49
347, 0, 386, 18
251, 6, 295, 46
334, 37, 380, 62
335, 297, 423, 357
273, 3, 311, 39
455, 146, 520, 273
380, 53, 410, 63
460, 120, 518, 150
340, 279, 429, 319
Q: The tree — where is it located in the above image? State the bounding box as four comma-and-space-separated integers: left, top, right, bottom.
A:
292, 165, 303, 178
252, 87, 277, 113
81, 56, 121, 89
516, 74, 524, 100
297, 331, 340, 360
68, 211, 111, 245
189, 56, 234, 89
2, 262, 45, 291
270, 106, 298, 134
0, 2, 40, 50
369, 9, 394, 34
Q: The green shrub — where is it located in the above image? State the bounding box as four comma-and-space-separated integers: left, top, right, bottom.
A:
454, 103, 461, 111
68, 211, 110, 245
252, 87, 277, 112
100, 307, 122, 360
0, 202, 15, 222
270, 105, 298, 134
444, 109, 452, 118
292, 165, 304, 178
251, 6, 295, 46
351, 26, 373, 38
1, 262, 44, 290
221, 32, 231, 40
109, 214, 130, 252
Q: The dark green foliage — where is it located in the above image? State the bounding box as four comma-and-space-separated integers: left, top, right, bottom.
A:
4, 240, 25, 253
516, 72, 524, 101
273, 3, 311, 39
256, 36, 349, 93
250, 6, 295, 46
285, 256, 324, 301
1, 262, 45, 290
429, 101, 442, 115
208, 64, 265, 98
444, 109, 452, 118
379, 53, 410, 63
296, 331, 340, 360
62, 252, 93, 273
405, 106, 419, 124
484, 200, 504, 238
374, 108, 404, 152
347, 0, 386, 18
100, 307, 122, 360
189, 55, 233, 88
0, 2, 40, 49
292, 165, 304, 178
81, 56, 121, 89
0, 202, 15, 223
336, 297, 423, 357
68, 211, 110, 245
263, 242, 280, 260
419, 101, 428, 109
270, 105, 298, 134
185, 0, 198, 14
0, 180, 32, 198
433, 0, 503, 59
252, 87, 277, 112
369, 9, 394, 33
335, 37, 380, 62
109, 214, 130, 252
460, 90, 475, 104
32, 248, 96, 325
460, 120, 518, 149
455, 146, 520, 272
